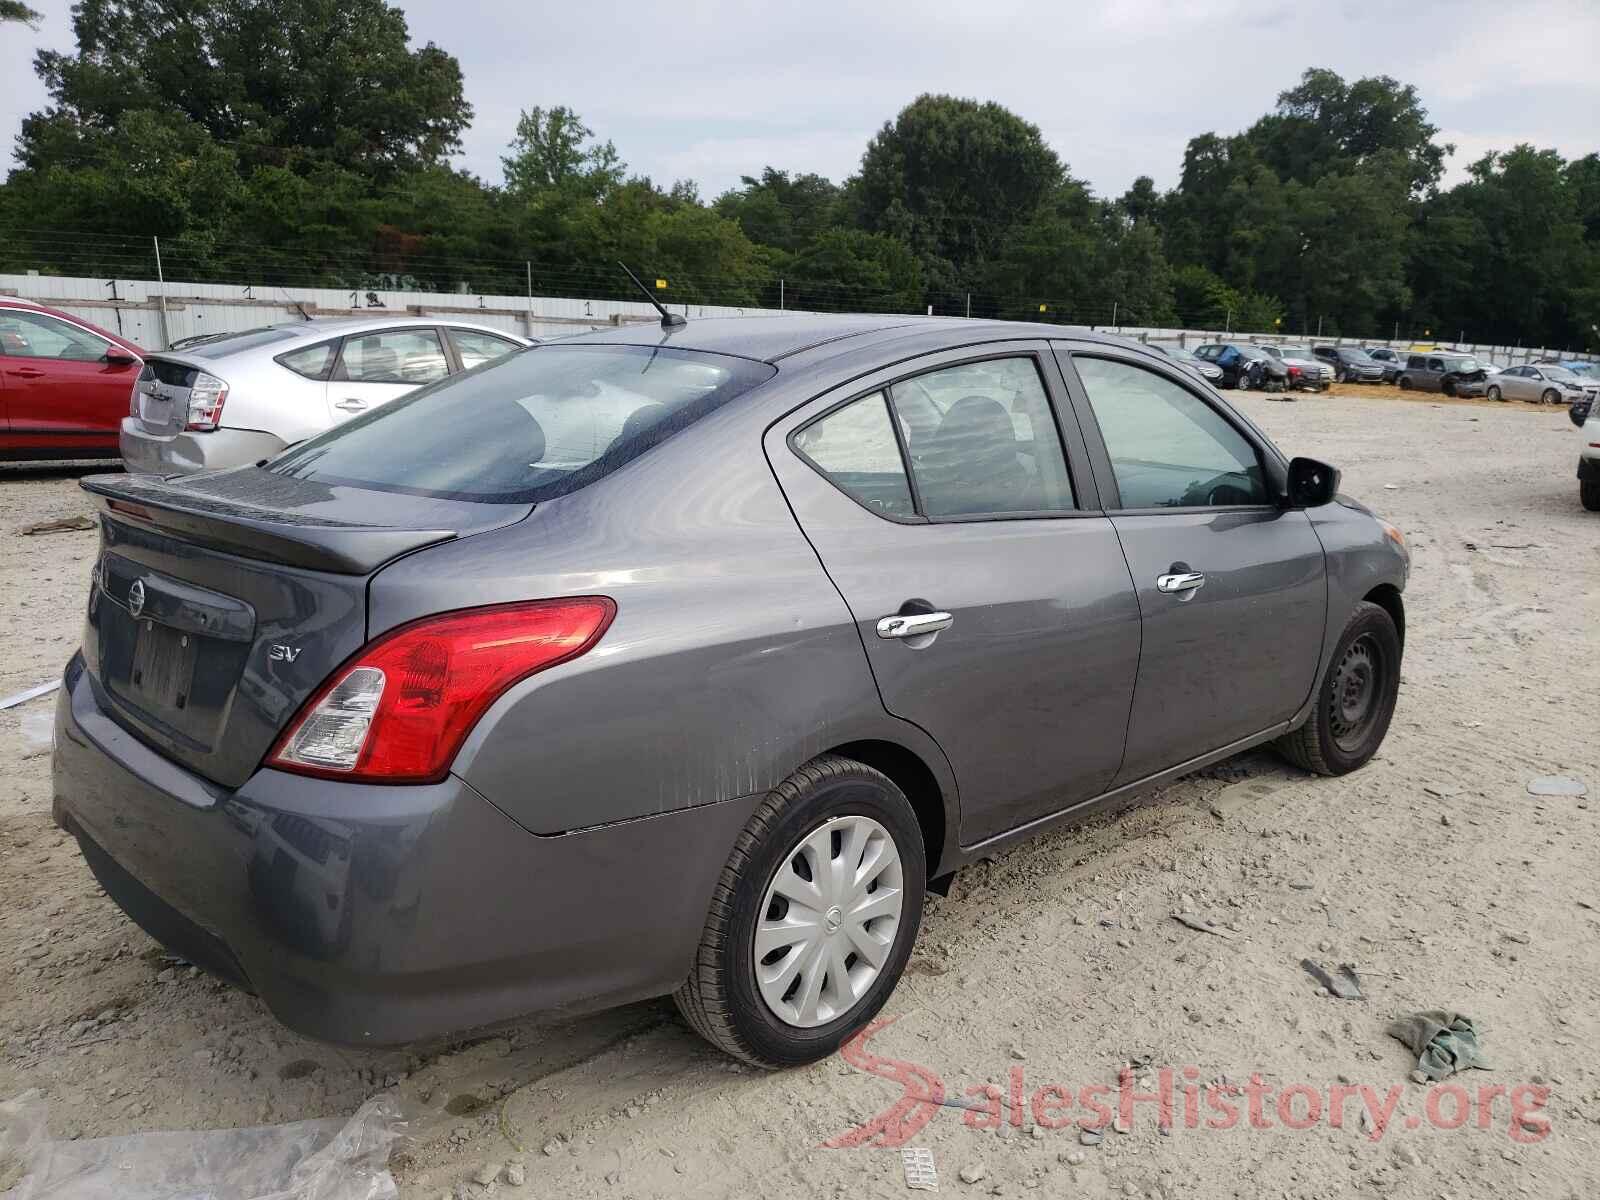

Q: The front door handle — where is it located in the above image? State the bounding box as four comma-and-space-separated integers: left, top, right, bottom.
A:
8, 367, 46, 378
334, 398, 368, 412
1157, 571, 1206, 594
876, 611, 954, 639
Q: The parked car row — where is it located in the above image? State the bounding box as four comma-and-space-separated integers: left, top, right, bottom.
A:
1, 297, 533, 467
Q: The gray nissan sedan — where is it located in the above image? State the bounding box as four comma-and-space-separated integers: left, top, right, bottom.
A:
53, 314, 1409, 1067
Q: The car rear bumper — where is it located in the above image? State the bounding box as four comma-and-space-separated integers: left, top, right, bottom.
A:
120, 420, 285, 475
52, 654, 756, 1045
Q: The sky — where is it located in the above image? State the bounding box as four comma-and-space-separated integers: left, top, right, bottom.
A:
3, 0, 1598, 200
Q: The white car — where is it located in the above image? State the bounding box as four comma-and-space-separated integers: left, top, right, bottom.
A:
120, 317, 532, 474
1573, 394, 1600, 510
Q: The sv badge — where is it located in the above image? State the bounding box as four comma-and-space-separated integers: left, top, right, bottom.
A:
268, 644, 302, 663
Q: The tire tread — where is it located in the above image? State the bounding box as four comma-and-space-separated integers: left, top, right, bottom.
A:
672, 754, 904, 1068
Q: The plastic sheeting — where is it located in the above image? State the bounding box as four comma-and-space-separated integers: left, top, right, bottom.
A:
0, 1091, 403, 1200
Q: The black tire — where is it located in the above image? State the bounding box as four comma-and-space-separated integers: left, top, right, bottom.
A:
1542, 388, 1559, 405
1487, 385, 1502, 402
1275, 601, 1401, 776
1441, 378, 1456, 397
1582, 478, 1600, 512
674, 755, 926, 1068
1398, 376, 1412, 390
1338, 367, 1351, 384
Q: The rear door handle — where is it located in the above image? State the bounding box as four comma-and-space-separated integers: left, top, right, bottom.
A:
334, 398, 368, 412
1157, 572, 1206, 594
876, 611, 954, 639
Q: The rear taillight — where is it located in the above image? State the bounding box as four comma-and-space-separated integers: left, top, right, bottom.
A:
185, 371, 228, 431
267, 598, 616, 784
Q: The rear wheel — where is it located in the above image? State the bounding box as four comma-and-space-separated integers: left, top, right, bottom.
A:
1275, 602, 1401, 776
675, 755, 926, 1068
1398, 376, 1412, 390
1542, 388, 1560, 405
1582, 478, 1600, 512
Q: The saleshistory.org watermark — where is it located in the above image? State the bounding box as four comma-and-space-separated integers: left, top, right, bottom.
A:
824, 1019, 1552, 1149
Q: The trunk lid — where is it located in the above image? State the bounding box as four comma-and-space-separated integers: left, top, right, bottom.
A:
132, 356, 205, 435
79, 467, 530, 787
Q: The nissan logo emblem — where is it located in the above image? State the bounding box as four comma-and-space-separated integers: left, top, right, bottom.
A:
127, 578, 146, 617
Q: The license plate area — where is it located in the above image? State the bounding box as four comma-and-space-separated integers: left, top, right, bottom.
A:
130, 620, 199, 712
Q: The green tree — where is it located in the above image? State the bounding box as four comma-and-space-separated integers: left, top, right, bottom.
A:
20, 0, 470, 176
785, 229, 923, 312
714, 167, 843, 253
853, 94, 1065, 289
1, 0, 42, 25
501, 106, 623, 198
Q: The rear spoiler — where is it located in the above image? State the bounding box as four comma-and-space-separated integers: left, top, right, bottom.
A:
80, 475, 456, 575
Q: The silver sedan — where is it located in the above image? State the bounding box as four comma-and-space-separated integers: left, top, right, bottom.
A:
1486, 364, 1597, 405
121, 316, 532, 474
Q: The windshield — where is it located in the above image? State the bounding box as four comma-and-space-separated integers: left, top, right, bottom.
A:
1441, 357, 1481, 373
269, 344, 776, 503
1280, 347, 1314, 358
1341, 348, 1374, 362
1542, 367, 1579, 383
1161, 346, 1200, 362
1237, 345, 1271, 360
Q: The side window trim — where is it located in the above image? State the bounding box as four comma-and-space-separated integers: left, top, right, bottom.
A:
784, 342, 1104, 523
1052, 344, 1282, 514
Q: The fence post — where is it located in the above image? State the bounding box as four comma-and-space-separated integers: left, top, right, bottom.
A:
152, 236, 170, 350
524, 261, 533, 334
779, 278, 785, 310
965, 292, 971, 319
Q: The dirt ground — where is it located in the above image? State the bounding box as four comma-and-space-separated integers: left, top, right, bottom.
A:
2, 384, 1597, 1200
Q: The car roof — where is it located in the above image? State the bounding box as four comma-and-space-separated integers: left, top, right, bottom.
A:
249, 314, 525, 340
553, 313, 1167, 366
150, 314, 528, 363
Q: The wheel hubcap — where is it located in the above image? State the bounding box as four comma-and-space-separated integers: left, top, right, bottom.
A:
754, 814, 904, 1028
1328, 635, 1382, 751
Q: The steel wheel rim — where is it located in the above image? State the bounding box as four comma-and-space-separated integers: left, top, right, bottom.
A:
1328, 634, 1383, 752
753, 814, 905, 1029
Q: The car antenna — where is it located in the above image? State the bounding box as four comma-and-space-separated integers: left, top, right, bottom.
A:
618, 262, 686, 329
276, 286, 313, 322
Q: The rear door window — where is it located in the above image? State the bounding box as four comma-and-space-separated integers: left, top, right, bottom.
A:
792, 393, 915, 518
270, 344, 775, 503
337, 329, 449, 385
888, 357, 1075, 517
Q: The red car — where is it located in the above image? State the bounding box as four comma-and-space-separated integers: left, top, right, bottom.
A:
0, 297, 145, 462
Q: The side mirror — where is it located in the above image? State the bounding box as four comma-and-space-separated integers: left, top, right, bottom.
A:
104, 346, 139, 365
1285, 456, 1340, 507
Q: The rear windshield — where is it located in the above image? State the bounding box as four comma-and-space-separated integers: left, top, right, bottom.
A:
183, 327, 301, 357
268, 344, 776, 503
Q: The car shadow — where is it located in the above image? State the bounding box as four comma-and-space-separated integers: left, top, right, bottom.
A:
0, 460, 122, 483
